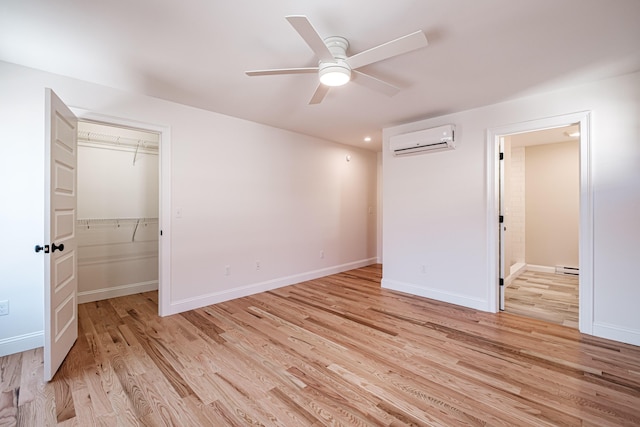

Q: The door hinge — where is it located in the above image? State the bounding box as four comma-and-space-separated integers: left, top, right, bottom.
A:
160, 230, 163, 236
499, 215, 504, 223
499, 278, 504, 287
499, 152, 504, 160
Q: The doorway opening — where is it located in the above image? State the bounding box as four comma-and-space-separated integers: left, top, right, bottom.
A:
71, 109, 172, 318
500, 125, 580, 328
486, 111, 593, 335
76, 121, 160, 306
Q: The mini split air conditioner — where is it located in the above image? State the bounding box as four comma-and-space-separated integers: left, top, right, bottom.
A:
389, 124, 456, 156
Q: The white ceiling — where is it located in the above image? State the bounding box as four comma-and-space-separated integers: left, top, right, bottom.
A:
2, 0, 639, 151
509, 125, 580, 147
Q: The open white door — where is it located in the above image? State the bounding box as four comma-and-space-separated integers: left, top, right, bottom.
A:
43, 88, 78, 381
498, 137, 506, 311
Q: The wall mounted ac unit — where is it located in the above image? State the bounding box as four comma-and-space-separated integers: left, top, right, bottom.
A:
389, 124, 456, 156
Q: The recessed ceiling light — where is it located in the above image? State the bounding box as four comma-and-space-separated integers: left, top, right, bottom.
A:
364, 136, 372, 142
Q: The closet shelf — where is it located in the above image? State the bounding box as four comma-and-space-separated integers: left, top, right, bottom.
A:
78, 130, 159, 156
77, 218, 158, 224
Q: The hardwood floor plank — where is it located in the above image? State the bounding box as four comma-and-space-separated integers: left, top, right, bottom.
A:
2, 264, 640, 426
121, 311, 197, 400
0, 389, 18, 426
0, 353, 22, 393
53, 377, 75, 423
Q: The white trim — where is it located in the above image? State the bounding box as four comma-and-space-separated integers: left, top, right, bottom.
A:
77, 281, 159, 304
593, 322, 640, 347
70, 108, 172, 318
486, 129, 500, 311
382, 279, 488, 311
0, 332, 43, 357
376, 152, 383, 263
526, 264, 556, 274
504, 262, 527, 286
577, 113, 593, 335
164, 258, 378, 315
486, 112, 593, 334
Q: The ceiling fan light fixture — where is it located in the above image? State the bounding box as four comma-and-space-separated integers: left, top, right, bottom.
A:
319, 62, 351, 87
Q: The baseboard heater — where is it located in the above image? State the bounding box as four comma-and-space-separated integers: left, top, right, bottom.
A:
555, 265, 579, 275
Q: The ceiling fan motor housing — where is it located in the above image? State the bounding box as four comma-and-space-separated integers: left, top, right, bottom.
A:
324, 36, 349, 60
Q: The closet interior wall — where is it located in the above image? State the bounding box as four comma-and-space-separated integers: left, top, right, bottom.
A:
76, 121, 159, 303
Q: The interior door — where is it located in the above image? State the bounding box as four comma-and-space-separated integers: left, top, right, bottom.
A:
44, 88, 79, 381
498, 137, 506, 311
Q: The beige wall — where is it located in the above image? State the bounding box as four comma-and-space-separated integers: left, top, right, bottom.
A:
525, 141, 579, 267
502, 137, 525, 278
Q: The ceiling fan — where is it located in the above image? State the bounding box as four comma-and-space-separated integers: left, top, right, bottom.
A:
245, 16, 429, 104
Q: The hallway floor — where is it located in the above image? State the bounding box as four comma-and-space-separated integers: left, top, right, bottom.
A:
505, 270, 579, 328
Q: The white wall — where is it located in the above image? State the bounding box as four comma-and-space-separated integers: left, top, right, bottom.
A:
0, 60, 377, 356
383, 71, 640, 346
77, 144, 159, 219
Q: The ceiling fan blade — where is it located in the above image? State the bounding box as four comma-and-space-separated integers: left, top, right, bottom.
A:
346, 30, 428, 70
286, 15, 335, 62
352, 71, 401, 97
309, 84, 330, 104
246, 67, 318, 76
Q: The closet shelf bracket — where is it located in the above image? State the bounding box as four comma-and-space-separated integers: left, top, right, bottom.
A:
133, 141, 141, 165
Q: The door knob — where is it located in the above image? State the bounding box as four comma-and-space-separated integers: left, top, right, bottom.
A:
51, 242, 64, 253
35, 245, 50, 253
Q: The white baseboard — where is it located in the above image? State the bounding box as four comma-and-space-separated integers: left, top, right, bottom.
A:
505, 262, 527, 287
165, 258, 378, 316
0, 331, 43, 357
526, 264, 556, 274
593, 322, 640, 347
77, 280, 158, 304
381, 278, 489, 311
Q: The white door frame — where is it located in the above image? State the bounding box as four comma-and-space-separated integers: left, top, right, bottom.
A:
498, 136, 506, 311
486, 111, 593, 334
71, 108, 172, 317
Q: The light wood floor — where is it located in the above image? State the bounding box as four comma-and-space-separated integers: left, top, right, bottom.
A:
505, 270, 579, 328
2, 265, 640, 426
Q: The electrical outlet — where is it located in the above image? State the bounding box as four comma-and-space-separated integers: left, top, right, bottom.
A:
256, 261, 261, 271
225, 265, 230, 276
421, 264, 427, 274
320, 250, 325, 259
0, 300, 8, 316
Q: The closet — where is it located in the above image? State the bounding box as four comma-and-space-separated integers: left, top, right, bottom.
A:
76, 121, 159, 303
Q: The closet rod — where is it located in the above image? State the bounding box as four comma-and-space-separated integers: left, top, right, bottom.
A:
77, 130, 159, 152
76, 218, 158, 242
76, 218, 158, 226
